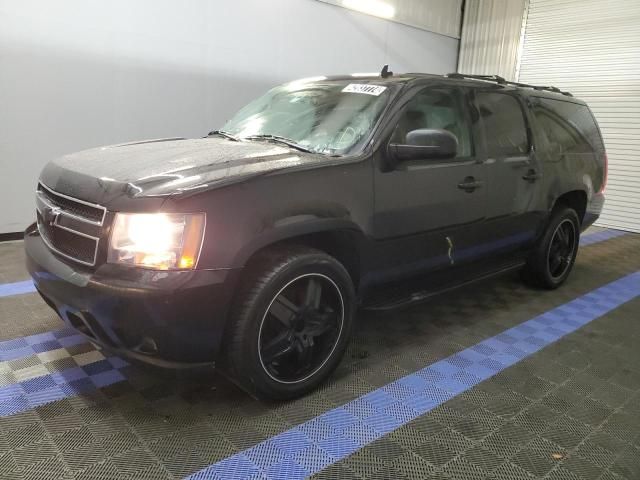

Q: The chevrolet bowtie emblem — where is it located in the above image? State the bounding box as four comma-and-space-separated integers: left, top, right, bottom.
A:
44, 205, 62, 226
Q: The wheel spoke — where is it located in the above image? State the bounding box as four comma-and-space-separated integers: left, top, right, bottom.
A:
550, 254, 562, 273
562, 226, 572, 248
297, 341, 314, 371
262, 331, 294, 364
269, 294, 298, 327
304, 312, 336, 337
307, 322, 334, 338
304, 278, 322, 309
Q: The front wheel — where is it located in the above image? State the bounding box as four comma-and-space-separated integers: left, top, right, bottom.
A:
222, 246, 355, 400
522, 206, 580, 289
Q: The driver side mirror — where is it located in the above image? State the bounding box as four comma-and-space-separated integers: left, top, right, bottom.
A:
388, 129, 458, 166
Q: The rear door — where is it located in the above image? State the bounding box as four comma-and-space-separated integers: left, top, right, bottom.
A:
474, 90, 544, 254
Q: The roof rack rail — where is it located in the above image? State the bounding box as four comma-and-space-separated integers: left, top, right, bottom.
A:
445, 73, 573, 97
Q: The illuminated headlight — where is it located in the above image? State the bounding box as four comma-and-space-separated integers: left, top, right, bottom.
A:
108, 213, 205, 270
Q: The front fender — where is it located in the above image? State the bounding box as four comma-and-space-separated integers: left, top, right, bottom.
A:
232, 217, 366, 268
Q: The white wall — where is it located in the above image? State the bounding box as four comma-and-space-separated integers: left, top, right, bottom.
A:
457, 0, 528, 81
317, 0, 463, 38
0, 0, 459, 234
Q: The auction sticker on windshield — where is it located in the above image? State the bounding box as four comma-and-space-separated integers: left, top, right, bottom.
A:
342, 84, 387, 96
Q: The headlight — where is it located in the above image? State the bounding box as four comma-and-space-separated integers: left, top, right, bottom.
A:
108, 213, 205, 270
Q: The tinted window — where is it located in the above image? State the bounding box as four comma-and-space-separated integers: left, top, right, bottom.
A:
392, 88, 473, 157
476, 92, 529, 157
533, 98, 604, 155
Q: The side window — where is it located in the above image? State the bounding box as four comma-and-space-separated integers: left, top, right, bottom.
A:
533, 98, 604, 155
476, 92, 529, 158
391, 88, 473, 158
535, 111, 579, 153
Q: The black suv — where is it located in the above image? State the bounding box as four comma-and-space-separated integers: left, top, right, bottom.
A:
25, 70, 606, 399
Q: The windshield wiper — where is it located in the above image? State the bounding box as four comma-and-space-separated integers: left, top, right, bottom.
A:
243, 134, 314, 153
207, 130, 240, 142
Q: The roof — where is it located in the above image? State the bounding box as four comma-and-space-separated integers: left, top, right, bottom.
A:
314, 72, 584, 104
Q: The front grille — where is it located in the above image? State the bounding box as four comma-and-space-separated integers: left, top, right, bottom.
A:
37, 213, 97, 264
36, 183, 106, 266
37, 184, 105, 223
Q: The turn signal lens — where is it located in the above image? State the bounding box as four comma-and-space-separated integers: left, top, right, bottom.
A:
108, 213, 205, 270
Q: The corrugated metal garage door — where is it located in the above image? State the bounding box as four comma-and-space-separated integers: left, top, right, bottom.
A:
518, 0, 640, 233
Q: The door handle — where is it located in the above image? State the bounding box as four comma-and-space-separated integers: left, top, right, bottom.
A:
458, 176, 483, 193
522, 169, 542, 182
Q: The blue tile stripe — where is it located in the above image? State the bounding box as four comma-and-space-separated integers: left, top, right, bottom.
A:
186, 271, 640, 480
0, 279, 36, 298
0, 356, 129, 417
579, 228, 628, 246
0, 327, 86, 362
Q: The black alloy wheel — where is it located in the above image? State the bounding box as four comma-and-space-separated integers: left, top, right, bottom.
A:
521, 205, 580, 289
222, 245, 355, 400
258, 273, 344, 384
547, 219, 577, 280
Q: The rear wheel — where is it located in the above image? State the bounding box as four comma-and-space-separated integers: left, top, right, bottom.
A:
522, 206, 580, 289
222, 246, 355, 400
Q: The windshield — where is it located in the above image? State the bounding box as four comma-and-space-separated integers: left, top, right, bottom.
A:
220, 79, 393, 155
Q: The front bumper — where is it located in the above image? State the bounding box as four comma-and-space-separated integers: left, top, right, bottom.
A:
24, 223, 241, 369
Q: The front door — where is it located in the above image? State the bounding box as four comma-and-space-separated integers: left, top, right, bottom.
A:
370, 85, 487, 282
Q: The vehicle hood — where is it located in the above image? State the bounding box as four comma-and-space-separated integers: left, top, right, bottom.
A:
40, 137, 324, 206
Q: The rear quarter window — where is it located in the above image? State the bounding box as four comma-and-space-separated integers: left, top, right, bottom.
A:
532, 98, 605, 155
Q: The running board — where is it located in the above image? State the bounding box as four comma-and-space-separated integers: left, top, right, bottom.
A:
362, 260, 525, 311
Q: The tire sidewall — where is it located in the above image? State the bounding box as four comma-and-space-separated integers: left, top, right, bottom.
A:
238, 253, 355, 399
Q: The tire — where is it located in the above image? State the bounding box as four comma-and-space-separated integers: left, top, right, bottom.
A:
221, 245, 356, 400
522, 206, 580, 289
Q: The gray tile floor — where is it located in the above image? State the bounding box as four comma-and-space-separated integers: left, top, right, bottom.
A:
0, 228, 638, 479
